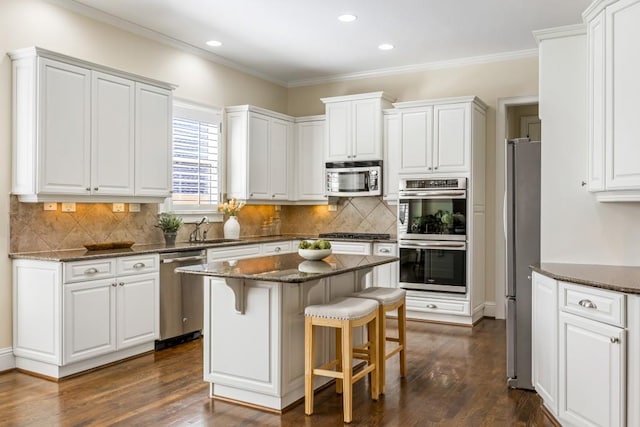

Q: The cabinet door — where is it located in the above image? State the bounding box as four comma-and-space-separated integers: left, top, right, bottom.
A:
63, 278, 116, 364
605, 0, 640, 189
92, 71, 135, 196
38, 58, 91, 195
559, 311, 625, 427
532, 272, 558, 416
588, 10, 606, 191
325, 102, 351, 161
433, 103, 470, 173
372, 243, 398, 288
248, 113, 270, 199
383, 112, 400, 202
117, 273, 159, 349
400, 109, 432, 172
269, 118, 290, 200
296, 120, 326, 201
134, 82, 172, 197
352, 98, 381, 160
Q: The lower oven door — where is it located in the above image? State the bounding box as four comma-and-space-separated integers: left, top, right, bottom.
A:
398, 240, 467, 294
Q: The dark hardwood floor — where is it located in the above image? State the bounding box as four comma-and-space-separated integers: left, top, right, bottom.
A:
0, 319, 554, 426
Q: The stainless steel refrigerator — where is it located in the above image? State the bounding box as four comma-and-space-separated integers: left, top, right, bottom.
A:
506, 138, 541, 390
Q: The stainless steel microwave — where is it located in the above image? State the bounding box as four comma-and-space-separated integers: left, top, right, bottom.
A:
325, 160, 382, 197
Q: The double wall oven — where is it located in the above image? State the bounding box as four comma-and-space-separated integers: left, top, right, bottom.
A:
398, 177, 467, 294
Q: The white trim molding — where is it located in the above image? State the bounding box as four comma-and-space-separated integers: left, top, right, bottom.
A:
0, 347, 16, 373
533, 24, 587, 44
483, 302, 497, 318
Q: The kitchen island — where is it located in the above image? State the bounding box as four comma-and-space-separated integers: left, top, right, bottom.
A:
176, 252, 398, 412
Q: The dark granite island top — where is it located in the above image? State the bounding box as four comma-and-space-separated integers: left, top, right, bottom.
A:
531, 263, 640, 294
175, 252, 399, 283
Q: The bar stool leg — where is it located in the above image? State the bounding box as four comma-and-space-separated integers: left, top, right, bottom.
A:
341, 319, 353, 424
368, 312, 380, 400
398, 302, 407, 377
335, 328, 343, 394
377, 305, 387, 394
304, 317, 314, 415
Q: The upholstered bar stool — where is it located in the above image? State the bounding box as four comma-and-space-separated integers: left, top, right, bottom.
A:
352, 287, 407, 394
304, 297, 380, 424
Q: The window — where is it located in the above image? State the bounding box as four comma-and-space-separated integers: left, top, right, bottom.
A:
164, 100, 223, 222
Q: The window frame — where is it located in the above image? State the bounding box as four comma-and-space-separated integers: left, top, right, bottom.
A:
161, 98, 225, 223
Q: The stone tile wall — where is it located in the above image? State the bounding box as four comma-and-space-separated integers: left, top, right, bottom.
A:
9, 196, 396, 253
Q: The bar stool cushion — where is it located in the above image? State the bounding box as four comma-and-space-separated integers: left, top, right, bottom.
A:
305, 297, 379, 320
353, 287, 406, 305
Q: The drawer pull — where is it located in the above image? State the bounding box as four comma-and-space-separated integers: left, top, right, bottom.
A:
84, 267, 99, 275
133, 262, 146, 269
274, 247, 281, 252
611, 337, 620, 344
578, 299, 597, 309
379, 248, 390, 254
426, 304, 437, 309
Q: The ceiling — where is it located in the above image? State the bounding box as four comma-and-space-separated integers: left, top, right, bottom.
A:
59, 0, 592, 87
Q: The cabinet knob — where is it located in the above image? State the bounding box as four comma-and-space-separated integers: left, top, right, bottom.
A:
428, 167, 433, 171
111, 283, 117, 287
86, 187, 91, 191
274, 247, 281, 252
426, 304, 437, 309
250, 193, 254, 197
119, 282, 124, 286
581, 181, 587, 187
94, 187, 99, 191
434, 166, 438, 170
272, 194, 276, 198
611, 337, 620, 344
578, 299, 597, 309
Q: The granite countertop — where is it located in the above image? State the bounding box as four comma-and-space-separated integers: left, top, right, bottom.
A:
8, 235, 398, 262
175, 253, 399, 283
531, 263, 640, 294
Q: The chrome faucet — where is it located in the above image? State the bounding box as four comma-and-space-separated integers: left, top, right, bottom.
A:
189, 217, 208, 242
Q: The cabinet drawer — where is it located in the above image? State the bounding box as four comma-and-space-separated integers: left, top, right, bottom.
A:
373, 243, 397, 256
117, 254, 159, 275
208, 244, 261, 262
406, 295, 469, 316
262, 241, 292, 255
559, 281, 625, 327
330, 241, 372, 255
64, 259, 115, 283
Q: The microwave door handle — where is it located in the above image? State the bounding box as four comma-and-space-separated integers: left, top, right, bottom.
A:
399, 191, 466, 199
364, 172, 369, 190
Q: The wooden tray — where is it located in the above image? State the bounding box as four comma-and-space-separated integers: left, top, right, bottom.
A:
83, 241, 135, 251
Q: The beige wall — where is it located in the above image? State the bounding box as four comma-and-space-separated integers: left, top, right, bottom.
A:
288, 59, 540, 307
0, 0, 288, 349
507, 104, 540, 139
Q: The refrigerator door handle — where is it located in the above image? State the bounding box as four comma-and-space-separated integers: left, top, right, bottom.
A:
503, 191, 508, 241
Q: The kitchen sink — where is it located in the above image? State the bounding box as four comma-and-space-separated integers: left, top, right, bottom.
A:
198, 238, 241, 244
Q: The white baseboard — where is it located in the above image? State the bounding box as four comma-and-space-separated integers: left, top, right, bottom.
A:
0, 347, 16, 372
483, 302, 496, 318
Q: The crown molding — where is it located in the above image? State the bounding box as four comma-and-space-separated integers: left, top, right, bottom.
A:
286, 48, 539, 88
46, 0, 290, 88
533, 24, 587, 44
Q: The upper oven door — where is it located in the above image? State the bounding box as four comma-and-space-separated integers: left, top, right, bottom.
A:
398, 189, 467, 241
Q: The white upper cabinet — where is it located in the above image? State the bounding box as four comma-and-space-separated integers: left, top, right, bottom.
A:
383, 110, 401, 202
294, 116, 327, 202
9, 47, 174, 202
321, 92, 394, 162
585, 0, 640, 200
226, 105, 293, 202
392, 97, 486, 175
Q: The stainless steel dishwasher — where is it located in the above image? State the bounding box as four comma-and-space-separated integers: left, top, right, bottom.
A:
156, 249, 207, 350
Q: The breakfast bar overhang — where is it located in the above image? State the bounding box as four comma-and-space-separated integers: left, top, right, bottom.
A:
176, 253, 398, 412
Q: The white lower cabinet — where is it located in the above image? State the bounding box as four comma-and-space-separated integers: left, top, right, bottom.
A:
372, 242, 398, 288
13, 254, 159, 378
532, 271, 633, 427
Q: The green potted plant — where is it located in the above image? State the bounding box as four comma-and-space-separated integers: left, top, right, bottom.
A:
156, 212, 183, 246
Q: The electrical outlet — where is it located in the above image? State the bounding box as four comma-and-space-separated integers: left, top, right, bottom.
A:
112, 203, 125, 213
129, 203, 141, 212
328, 205, 337, 212
43, 202, 57, 211
61, 202, 76, 213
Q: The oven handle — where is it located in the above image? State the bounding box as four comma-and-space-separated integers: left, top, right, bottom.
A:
400, 241, 467, 250
398, 190, 466, 199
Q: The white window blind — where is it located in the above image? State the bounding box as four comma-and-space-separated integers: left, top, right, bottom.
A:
170, 101, 223, 215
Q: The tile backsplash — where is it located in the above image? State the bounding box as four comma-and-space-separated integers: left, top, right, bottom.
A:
9, 196, 396, 253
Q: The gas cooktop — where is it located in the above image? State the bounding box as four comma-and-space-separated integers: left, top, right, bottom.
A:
318, 232, 391, 240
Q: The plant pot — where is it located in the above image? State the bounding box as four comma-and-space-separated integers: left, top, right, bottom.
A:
163, 232, 177, 246
223, 216, 240, 239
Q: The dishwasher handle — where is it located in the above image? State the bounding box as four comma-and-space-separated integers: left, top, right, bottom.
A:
161, 254, 207, 264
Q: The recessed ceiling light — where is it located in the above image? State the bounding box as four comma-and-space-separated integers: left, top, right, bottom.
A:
206, 40, 222, 47
378, 43, 395, 50
338, 14, 357, 22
